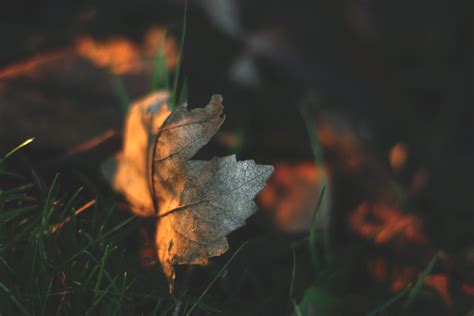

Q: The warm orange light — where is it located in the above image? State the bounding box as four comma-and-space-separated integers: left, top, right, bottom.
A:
0, 26, 178, 79
425, 274, 453, 306
259, 162, 329, 232
349, 202, 427, 245
0, 51, 67, 79
74, 36, 141, 74
74, 28, 178, 75
389, 143, 408, 171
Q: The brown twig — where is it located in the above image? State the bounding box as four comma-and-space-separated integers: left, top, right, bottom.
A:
50, 199, 96, 234
63, 128, 117, 157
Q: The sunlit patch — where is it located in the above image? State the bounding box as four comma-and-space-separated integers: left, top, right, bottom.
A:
0, 26, 178, 79
74, 27, 178, 75
259, 162, 329, 232
425, 274, 453, 306
389, 143, 408, 171
349, 202, 427, 245
74, 36, 142, 74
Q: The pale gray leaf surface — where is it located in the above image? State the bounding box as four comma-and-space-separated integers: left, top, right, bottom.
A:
152, 95, 273, 289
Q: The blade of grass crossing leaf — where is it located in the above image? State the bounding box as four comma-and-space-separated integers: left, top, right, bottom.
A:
309, 187, 326, 272
366, 284, 412, 316
402, 252, 440, 310
170, 0, 188, 108
185, 241, 248, 316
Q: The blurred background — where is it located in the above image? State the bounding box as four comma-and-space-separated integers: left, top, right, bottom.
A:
0, 0, 473, 314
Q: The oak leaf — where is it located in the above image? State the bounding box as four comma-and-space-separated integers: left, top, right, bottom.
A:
104, 92, 273, 290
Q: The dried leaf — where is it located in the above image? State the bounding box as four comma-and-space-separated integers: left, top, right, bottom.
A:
104, 93, 273, 290
103, 91, 171, 217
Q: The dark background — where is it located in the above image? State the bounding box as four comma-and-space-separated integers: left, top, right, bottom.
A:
1, 0, 473, 314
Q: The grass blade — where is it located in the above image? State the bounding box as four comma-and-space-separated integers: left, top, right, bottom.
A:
170, 0, 188, 108
2, 137, 34, 160
150, 30, 170, 92
177, 76, 188, 106
110, 74, 131, 113
185, 241, 248, 316
366, 284, 412, 316
0, 282, 29, 315
300, 98, 332, 260
85, 274, 121, 315
309, 187, 326, 272
402, 252, 440, 310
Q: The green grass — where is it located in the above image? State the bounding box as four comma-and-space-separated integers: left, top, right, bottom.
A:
0, 137, 35, 163
1, 163, 231, 314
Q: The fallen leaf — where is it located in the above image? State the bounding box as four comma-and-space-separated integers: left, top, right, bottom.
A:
104, 93, 273, 290
348, 202, 428, 246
